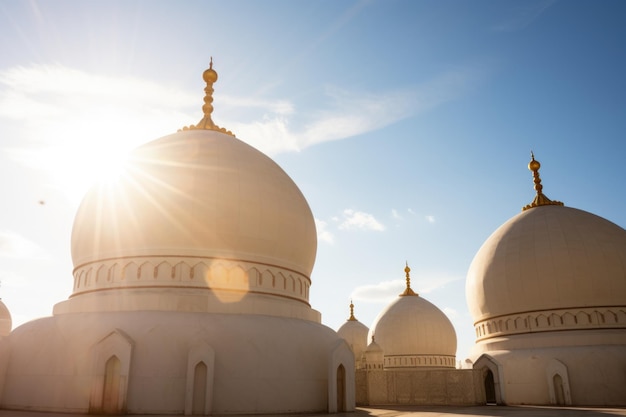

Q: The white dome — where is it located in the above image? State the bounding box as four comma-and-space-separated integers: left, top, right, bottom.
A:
369, 295, 457, 368
4, 65, 355, 415
337, 320, 368, 350
368, 266, 457, 369
466, 205, 626, 340
69, 129, 317, 310
337, 305, 369, 367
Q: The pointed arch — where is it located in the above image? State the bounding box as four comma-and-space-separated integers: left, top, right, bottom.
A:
227, 265, 248, 290
206, 262, 224, 286
96, 264, 107, 283
173, 261, 190, 281
277, 272, 287, 290
89, 329, 133, 414
75, 270, 84, 289
473, 354, 505, 405
484, 368, 496, 404
562, 312, 577, 325
192, 362, 207, 414
102, 355, 122, 413
336, 364, 346, 412
327, 339, 355, 413
576, 311, 591, 325
155, 260, 172, 280
109, 263, 118, 282
261, 269, 275, 288
122, 262, 138, 281
185, 342, 215, 416
248, 267, 260, 287
536, 314, 549, 328
138, 261, 153, 280
547, 359, 572, 406
85, 268, 92, 287
551, 313, 563, 326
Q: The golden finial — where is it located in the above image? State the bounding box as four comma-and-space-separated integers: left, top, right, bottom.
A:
181, 58, 234, 136
400, 262, 417, 296
348, 299, 357, 321
522, 152, 564, 211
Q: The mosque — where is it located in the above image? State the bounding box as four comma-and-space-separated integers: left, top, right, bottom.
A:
0, 63, 625, 414
340, 154, 626, 407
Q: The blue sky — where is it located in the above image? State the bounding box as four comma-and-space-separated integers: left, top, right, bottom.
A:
1, 0, 625, 360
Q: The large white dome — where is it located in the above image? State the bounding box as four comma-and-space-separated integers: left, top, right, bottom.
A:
467, 205, 626, 322
466, 155, 626, 343
4, 63, 355, 415
68, 129, 317, 312
466, 204, 626, 341
464, 156, 626, 407
72, 129, 317, 277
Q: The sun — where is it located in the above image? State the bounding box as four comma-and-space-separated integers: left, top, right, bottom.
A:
90, 147, 131, 185
39, 116, 145, 207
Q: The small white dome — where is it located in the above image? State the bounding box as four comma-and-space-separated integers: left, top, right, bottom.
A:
365, 337, 383, 353
0, 300, 12, 336
337, 303, 369, 366
370, 295, 457, 359
368, 266, 457, 369
337, 320, 369, 349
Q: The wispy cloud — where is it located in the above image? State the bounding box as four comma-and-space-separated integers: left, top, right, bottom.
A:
0, 63, 480, 196
351, 279, 405, 303
216, 67, 478, 155
315, 218, 335, 244
351, 272, 463, 304
491, 0, 556, 32
391, 208, 436, 225
0, 231, 49, 260
338, 209, 385, 231
0, 64, 196, 202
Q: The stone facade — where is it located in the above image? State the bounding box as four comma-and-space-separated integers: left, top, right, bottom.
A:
356, 368, 484, 406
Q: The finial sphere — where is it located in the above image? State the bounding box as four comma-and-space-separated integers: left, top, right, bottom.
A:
203, 67, 218, 83
528, 159, 541, 171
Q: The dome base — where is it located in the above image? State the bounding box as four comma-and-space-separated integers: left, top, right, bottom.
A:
4, 311, 353, 414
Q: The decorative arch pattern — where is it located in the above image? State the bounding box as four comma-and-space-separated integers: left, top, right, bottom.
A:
72, 257, 313, 305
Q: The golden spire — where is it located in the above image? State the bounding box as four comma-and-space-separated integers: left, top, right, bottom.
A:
400, 262, 417, 296
522, 152, 564, 211
181, 58, 234, 136
348, 300, 357, 321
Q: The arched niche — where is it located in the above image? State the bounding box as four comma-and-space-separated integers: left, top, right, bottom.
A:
89, 329, 134, 414
327, 339, 355, 413
184, 342, 215, 416
473, 354, 505, 405
546, 358, 572, 406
